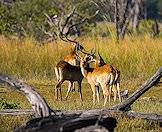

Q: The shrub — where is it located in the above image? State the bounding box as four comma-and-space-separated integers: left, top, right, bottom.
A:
138, 20, 155, 35
0, 98, 21, 109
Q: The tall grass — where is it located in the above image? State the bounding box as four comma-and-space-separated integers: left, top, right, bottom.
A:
0, 37, 71, 79
1, 35, 161, 80
0, 35, 162, 131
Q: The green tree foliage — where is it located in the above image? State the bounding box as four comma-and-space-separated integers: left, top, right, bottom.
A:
0, 0, 161, 40
0, 98, 21, 109
157, 0, 162, 19
0, 4, 12, 36
0, 0, 59, 40
0, 0, 99, 40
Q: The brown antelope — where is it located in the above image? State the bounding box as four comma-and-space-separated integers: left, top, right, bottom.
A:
53, 10, 90, 98
53, 8, 97, 100
54, 44, 82, 100
98, 52, 121, 103
55, 50, 95, 101
80, 54, 121, 105
55, 46, 79, 98
93, 52, 122, 103
55, 60, 84, 101
54, 37, 93, 100
79, 55, 114, 106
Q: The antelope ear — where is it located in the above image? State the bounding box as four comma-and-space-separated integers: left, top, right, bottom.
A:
78, 43, 84, 51
80, 57, 84, 62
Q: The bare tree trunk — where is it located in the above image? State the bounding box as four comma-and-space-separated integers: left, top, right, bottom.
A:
0, 74, 55, 117
115, 0, 136, 40
132, 0, 140, 31
151, 20, 160, 38
115, 0, 120, 41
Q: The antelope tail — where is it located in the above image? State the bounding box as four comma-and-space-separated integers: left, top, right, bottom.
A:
115, 71, 120, 83
54, 67, 60, 81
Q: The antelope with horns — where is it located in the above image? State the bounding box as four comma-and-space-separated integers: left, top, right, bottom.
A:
95, 52, 122, 103
79, 54, 121, 106
44, 7, 98, 101
55, 51, 95, 101
54, 37, 95, 100
54, 8, 93, 100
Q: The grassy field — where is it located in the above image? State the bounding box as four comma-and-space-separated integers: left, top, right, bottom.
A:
0, 36, 162, 131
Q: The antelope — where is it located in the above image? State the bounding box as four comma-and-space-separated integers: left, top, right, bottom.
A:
80, 52, 121, 106
54, 44, 82, 100
54, 38, 93, 99
79, 55, 114, 106
55, 60, 84, 101
53, 8, 96, 100
55, 50, 95, 101
97, 52, 122, 103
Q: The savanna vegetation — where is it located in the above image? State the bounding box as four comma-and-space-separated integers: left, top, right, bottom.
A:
0, 35, 162, 131
0, 0, 162, 131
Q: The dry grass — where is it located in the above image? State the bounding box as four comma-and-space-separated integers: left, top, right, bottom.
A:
0, 35, 162, 80
0, 36, 162, 131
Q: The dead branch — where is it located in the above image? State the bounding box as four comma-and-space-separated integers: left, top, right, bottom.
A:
112, 67, 162, 111
0, 109, 34, 116
0, 74, 55, 117
14, 110, 117, 132
14, 109, 162, 132
1, 67, 162, 131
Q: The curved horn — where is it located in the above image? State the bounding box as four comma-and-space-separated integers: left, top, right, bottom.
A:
85, 48, 96, 57
64, 36, 78, 45
98, 52, 106, 66
90, 48, 96, 55
83, 48, 96, 63
80, 49, 90, 54
59, 34, 68, 42
80, 47, 96, 55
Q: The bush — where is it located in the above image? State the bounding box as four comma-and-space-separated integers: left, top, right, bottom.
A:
0, 0, 98, 41
138, 20, 155, 35
0, 98, 21, 109
89, 22, 116, 38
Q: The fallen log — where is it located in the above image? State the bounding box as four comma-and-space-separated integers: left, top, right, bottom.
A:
0, 67, 162, 131
1, 108, 162, 123
14, 112, 117, 132
0, 74, 55, 117
0, 109, 34, 115
14, 109, 162, 132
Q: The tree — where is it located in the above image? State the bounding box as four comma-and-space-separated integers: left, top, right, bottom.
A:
93, 0, 142, 40
0, 0, 99, 41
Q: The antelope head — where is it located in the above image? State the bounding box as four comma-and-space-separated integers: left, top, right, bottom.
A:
78, 49, 96, 68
